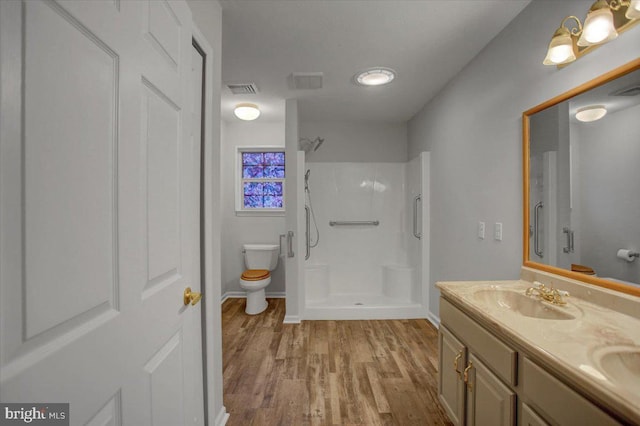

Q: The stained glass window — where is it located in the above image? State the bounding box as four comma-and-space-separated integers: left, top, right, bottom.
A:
239, 149, 285, 211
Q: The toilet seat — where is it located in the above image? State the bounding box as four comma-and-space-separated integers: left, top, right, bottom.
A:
241, 269, 270, 281
239, 271, 271, 315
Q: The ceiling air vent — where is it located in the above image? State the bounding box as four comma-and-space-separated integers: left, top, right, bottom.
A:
610, 84, 640, 97
226, 83, 259, 95
290, 72, 323, 90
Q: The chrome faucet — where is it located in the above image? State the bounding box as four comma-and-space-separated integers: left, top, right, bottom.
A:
525, 282, 569, 305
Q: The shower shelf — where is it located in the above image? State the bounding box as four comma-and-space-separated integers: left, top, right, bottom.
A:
329, 220, 379, 226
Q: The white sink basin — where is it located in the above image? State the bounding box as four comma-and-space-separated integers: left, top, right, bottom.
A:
592, 346, 640, 394
472, 289, 576, 320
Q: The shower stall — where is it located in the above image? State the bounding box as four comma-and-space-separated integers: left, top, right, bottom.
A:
300, 152, 430, 320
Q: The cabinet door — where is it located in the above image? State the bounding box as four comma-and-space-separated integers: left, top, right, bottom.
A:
466, 353, 516, 426
439, 326, 467, 426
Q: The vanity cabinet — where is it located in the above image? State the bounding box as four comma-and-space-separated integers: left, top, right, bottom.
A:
438, 296, 622, 426
439, 324, 515, 426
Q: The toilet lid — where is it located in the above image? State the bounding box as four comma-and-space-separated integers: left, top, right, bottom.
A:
241, 269, 270, 281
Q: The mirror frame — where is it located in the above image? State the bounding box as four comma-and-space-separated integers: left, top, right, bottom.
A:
523, 58, 640, 298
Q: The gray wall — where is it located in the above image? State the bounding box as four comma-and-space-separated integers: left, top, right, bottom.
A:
530, 104, 560, 155
300, 121, 408, 162
576, 103, 640, 283
407, 0, 640, 318
220, 120, 286, 296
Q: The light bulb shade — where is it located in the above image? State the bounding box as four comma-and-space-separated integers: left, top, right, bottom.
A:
577, 1, 618, 46
355, 68, 396, 86
543, 27, 576, 65
234, 103, 260, 121
626, 0, 640, 19
575, 105, 607, 122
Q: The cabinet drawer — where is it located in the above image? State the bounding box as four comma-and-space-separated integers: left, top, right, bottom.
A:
440, 298, 517, 385
520, 403, 549, 426
522, 357, 621, 426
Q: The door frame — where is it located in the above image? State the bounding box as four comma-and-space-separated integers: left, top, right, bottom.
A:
191, 24, 228, 426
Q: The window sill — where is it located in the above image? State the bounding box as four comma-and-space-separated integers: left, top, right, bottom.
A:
235, 210, 285, 217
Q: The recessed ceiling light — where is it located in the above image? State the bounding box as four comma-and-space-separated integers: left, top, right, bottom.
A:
575, 105, 607, 122
234, 103, 260, 121
354, 67, 396, 86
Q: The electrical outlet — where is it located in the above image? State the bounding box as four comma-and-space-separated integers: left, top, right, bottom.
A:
495, 222, 503, 241
478, 222, 485, 239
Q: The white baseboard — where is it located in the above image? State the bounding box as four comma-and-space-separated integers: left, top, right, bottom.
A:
221, 291, 286, 304
214, 406, 229, 426
283, 315, 301, 324
427, 311, 440, 329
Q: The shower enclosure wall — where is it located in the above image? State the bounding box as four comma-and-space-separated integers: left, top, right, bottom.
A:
302, 153, 430, 320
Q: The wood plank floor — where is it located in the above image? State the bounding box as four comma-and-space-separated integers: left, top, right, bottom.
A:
222, 298, 453, 426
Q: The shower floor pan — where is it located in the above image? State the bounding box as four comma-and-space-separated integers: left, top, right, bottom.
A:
304, 293, 427, 320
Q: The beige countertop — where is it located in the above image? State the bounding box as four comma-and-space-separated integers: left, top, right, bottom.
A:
437, 279, 640, 425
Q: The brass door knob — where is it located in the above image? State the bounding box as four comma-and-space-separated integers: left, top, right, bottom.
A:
183, 287, 202, 306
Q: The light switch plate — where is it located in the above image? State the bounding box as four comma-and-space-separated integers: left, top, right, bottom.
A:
478, 222, 485, 239
494, 222, 503, 241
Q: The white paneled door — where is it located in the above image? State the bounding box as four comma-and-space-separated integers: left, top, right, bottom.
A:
0, 1, 204, 425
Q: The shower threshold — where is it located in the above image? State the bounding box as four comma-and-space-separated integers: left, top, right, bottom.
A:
304, 293, 427, 320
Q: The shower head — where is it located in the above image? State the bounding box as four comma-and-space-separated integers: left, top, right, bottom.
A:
299, 137, 325, 153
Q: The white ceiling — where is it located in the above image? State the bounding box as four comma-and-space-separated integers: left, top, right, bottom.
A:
220, 0, 531, 123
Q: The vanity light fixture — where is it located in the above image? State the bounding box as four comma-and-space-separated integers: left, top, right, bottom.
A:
543, 17, 580, 65
578, 0, 618, 46
354, 67, 396, 86
543, 0, 640, 67
575, 105, 607, 122
233, 103, 260, 121
627, 0, 640, 18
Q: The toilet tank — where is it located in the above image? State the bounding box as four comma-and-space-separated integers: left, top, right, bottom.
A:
243, 244, 279, 270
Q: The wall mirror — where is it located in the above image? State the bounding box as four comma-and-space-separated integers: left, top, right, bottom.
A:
523, 58, 640, 297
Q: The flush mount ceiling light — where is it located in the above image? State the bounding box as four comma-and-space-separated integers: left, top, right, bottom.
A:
354, 67, 396, 86
543, 0, 640, 67
575, 105, 607, 122
234, 103, 260, 121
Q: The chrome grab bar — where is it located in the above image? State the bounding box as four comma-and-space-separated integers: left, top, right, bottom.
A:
534, 202, 543, 258
279, 234, 286, 256
413, 194, 422, 240
563, 227, 574, 253
287, 231, 294, 258
329, 220, 379, 226
305, 205, 310, 260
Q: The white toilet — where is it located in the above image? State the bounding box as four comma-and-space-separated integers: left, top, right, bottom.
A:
239, 244, 279, 315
